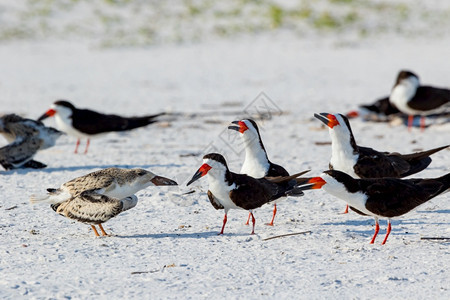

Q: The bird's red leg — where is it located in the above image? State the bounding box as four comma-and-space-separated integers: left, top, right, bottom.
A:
266, 204, 277, 226
91, 225, 100, 237
84, 138, 90, 154
250, 212, 256, 235
74, 139, 80, 154
407, 115, 414, 131
245, 212, 251, 225
370, 219, 379, 244
219, 213, 227, 235
98, 224, 108, 236
420, 116, 425, 132
381, 220, 392, 245
342, 204, 349, 214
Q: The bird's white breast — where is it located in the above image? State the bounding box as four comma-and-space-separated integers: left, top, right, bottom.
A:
329, 133, 359, 178
54, 114, 89, 139
207, 175, 239, 210
322, 175, 373, 216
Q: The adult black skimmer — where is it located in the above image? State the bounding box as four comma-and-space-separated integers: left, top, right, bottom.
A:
389, 70, 450, 130
30, 167, 177, 236
37, 100, 165, 153
186, 153, 309, 235
228, 119, 289, 226
298, 170, 450, 244
359, 96, 400, 117
0, 114, 63, 170
314, 112, 448, 213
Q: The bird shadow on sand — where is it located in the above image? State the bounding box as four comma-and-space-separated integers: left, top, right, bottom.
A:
1, 163, 184, 175
116, 231, 221, 239
115, 231, 253, 239
417, 209, 450, 214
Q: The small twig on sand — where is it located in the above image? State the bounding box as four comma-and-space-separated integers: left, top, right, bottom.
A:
131, 265, 166, 275
263, 231, 312, 241
5, 205, 18, 211
421, 237, 450, 241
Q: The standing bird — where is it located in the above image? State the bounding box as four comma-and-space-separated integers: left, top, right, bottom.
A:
298, 170, 450, 244
30, 167, 177, 236
228, 119, 289, 226
186, 153, 309, 235
37, 100, 165, 153
389, 70, 450, 130
0, 114, 63, 170
314, 112, 448, 213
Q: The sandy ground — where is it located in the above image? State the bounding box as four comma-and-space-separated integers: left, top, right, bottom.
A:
0, 34, 449, 299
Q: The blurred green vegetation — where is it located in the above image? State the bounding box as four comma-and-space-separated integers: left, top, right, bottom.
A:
0, 0, 449, 46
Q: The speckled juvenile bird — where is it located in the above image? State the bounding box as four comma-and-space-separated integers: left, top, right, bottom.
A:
30, 167, 178, 236
0, 114, 63, 170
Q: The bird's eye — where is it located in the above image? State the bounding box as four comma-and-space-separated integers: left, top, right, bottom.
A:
137, 170, 146, 176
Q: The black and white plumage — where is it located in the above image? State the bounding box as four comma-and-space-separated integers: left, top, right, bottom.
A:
314, 112, 448, 213
0, 114, 63, 170
228, 119, 289, 226
37, 100, 165, 153
186, 153, 308, 235
30, 167, 177, 236
389, 70, 450, 129
298, 170, 450, 244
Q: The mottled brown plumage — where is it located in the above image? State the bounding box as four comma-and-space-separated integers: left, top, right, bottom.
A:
31, 167, 177, 236
0, 114, 63, 170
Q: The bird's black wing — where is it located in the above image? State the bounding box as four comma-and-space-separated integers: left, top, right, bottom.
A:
229, 175, 276, 210
72, 109, 163, 134
362, 178, 432, 217
266, 163, 289, 177
409, 86, 450, 111
355, 146, 410, 178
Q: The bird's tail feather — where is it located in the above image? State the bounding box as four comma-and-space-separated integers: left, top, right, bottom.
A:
124, 113, 165, 130
401, 145, 449, 161
29, 189, 71, 205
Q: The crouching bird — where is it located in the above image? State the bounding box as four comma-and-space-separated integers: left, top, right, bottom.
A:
187, 153, 309, 235
0, 114, 63, 170
30, 167, 177, 236
298, 170, 450, 245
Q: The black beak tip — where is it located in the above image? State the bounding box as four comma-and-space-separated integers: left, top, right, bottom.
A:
228, 125, 240, 131
314, 112, 330, 124
37, 114, 47, 122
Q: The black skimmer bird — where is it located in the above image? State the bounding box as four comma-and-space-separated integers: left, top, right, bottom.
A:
37, 100, 165, 153
359, 96, 400, 117
30, 167, 177, 236
186, 153, 309, 235
0, 114, 63, 170
298, 170, 450, 244
228, 119, 289, 226
389, 70, 450, 130
314, 112, 449, 213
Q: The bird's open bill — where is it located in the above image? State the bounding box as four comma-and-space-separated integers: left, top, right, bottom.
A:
314, 113, 339, 128
186, 164, 212, 186
297, 177, 327, 190
37, 109, 56, 122
227, 120, 248, 133
151, 175, 178, 186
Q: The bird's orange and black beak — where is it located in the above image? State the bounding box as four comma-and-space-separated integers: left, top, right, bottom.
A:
186, 163, 212, 186
228, 120, 249, 133
314, 113, 340, 128
151, 176, 178, 186
297, 177, 327, 191
37, 109, 56, 122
